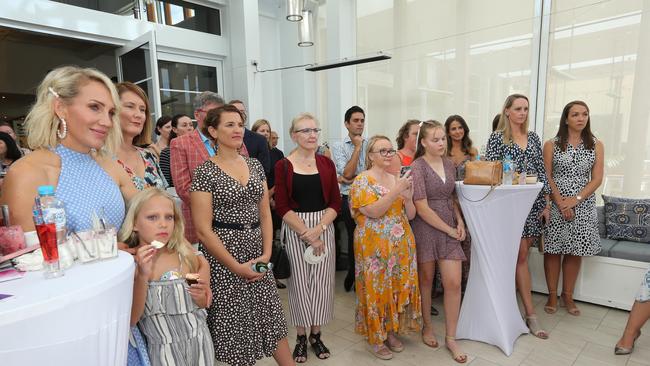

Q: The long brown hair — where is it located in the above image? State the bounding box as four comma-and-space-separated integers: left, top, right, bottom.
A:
116, 82, 153, 146
396, 119, 420, 150
413, 120, 444, 160
497, 93, 529, 145
444, 115, 474, 157
555, 100, 595, 151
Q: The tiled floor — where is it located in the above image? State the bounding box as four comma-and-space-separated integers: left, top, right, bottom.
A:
257, 272, 650, 366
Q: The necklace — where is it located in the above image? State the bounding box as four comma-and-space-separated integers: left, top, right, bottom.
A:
297, 156, 315, 167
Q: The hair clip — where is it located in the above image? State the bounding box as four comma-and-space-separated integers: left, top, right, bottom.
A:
48, 87, 60, 98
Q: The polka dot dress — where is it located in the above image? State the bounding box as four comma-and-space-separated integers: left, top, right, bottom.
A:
486, 131, 550, 238
190, 157, 288, 366
543, 138, 601, 256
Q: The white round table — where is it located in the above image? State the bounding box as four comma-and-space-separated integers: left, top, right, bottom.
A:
455, 182, 543, 356
0, 251, 134, 365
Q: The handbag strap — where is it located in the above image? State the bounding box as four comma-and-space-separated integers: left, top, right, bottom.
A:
457, 182, 496, 203
279, 223, 287, 249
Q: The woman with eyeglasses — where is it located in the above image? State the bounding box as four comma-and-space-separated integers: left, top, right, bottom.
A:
485, 93, 550, 339
349, 135, 421, 360
410, 120, 467, 363
273, 113, 341, 363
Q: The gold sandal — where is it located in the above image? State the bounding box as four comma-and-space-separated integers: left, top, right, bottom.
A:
560, 292, 580, 316
544, 291, 558, 314
526, 315, 549, 339
421, 325, 439, 348
445, 336, 468, 364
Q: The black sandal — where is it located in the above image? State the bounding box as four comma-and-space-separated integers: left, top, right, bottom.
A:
293, 335, 308, 363
309, 332, 331, 360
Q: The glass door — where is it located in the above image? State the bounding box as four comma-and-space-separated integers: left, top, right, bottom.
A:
156, 52, 223, 121
115, 31, 162, 121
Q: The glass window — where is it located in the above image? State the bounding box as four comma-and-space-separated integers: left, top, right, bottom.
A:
543, 0, 649, 200
50, 0, 221, 36
158, 60, 218, 117
146, 0, 221, 36
356, 0, 536, 150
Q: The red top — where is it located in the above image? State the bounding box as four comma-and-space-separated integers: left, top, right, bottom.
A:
398, 151, 414, 166
274, 155, 342, 218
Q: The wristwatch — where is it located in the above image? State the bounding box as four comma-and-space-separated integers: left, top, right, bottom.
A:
321, 224, 327, 231
576, 195, 583, 202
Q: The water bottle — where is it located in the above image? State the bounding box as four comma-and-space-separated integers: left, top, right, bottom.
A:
38, 185, 67, 244
478, 145, 487, 161
502, 154, 515, 185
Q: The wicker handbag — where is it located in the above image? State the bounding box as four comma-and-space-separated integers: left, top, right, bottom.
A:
463, 160, 503, 186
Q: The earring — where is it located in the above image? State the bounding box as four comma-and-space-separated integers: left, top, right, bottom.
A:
57, 117, 67, 139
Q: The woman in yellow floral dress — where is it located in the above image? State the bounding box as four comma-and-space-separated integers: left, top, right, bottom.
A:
350, 135, 422, 360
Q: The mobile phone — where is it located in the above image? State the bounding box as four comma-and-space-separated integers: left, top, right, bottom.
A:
400, 166, 411, 177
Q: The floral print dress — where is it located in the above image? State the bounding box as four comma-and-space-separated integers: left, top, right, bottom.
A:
117, 147, 168, 190
350, 174, 422, 345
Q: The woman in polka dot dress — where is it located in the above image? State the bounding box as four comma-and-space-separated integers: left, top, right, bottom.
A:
542, 101, 604, 317
190, 105, 293, 366
485, 94, 551, 340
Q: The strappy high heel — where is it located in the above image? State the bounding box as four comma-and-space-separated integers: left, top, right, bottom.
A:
526, 315, 549, 339
445, 336, 468, 364
560, 292, 580, 316
544, 291, 558, 314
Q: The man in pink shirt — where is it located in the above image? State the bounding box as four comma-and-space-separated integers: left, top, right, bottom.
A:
170, 92, 224, 243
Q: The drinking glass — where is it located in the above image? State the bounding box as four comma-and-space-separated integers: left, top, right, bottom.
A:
36, 223, 64, 278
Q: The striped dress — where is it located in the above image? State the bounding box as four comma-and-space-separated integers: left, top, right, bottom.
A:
138, 279, 214, 366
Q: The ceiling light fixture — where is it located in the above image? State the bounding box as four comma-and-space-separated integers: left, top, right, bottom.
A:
305, 53, 392, 72
298, 10, 314, 47
286, 0, 303, 21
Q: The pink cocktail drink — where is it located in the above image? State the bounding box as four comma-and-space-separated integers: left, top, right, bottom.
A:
0, 225, 25, 256
36, 222, 63, 278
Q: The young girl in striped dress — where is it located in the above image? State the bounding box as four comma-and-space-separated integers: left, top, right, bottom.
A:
118, 188, 214, 366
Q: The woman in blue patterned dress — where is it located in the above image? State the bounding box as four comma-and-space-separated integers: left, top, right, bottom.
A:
485, 94, 551, 339
0, 66, 140, 364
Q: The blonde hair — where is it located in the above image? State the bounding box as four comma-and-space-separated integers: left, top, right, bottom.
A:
25, 66, 122, 155
413, 120, 445, 160
118, 188, 198, 273
289, 112, 318, 133
251, 119, 271, 133
497, 94, 529, 145
365, 135, 391, 169
116, 82, 153, 146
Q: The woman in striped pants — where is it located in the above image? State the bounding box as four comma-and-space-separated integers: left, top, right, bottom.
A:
274, 113, 342, 363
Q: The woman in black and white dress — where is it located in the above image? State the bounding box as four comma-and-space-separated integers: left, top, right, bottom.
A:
542, 101, 604, 316
485, 94, 551, 339
273, 113, 341, 363
190, 105, 293, 366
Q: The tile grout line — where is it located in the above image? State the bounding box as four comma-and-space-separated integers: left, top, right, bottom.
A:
570, 340, 589, 366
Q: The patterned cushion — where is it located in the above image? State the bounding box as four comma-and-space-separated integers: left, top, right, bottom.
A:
602, 195, 650, 244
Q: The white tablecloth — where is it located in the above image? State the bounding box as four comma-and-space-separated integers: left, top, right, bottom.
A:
455, 182, 543, 356
0, 251, 134, 366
